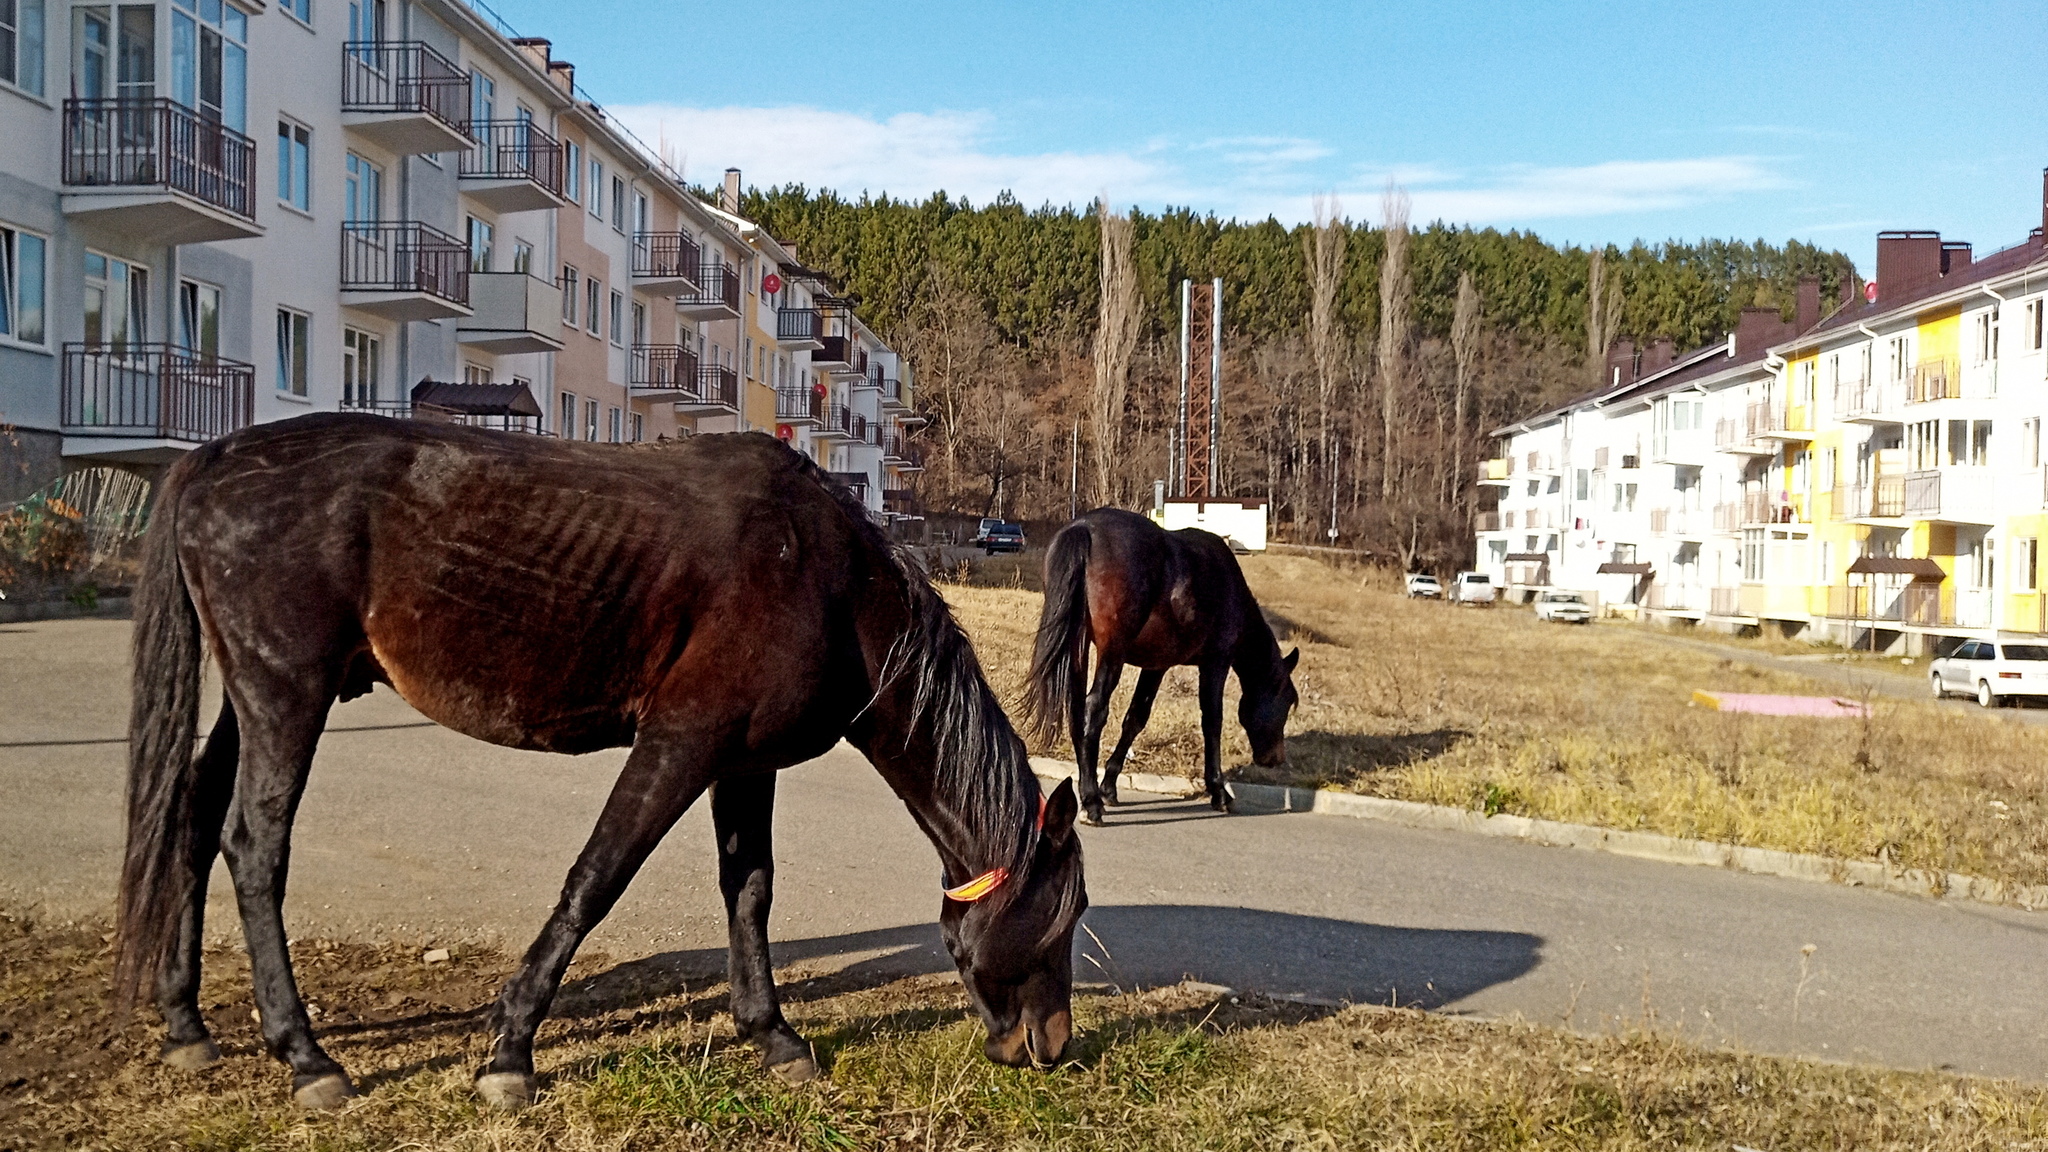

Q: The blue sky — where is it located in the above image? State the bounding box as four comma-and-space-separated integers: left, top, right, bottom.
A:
483, 0, 2045, 273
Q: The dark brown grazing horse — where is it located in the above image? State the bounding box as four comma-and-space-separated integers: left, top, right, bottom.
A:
1022, 507, 1298, 826
116, 414, 1085, 1110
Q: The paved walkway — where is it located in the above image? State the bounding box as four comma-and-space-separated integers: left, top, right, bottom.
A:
6, 619, 2048, 1079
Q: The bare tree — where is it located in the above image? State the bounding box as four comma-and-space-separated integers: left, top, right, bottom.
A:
1586, 247, 1624, 384
1305, 195, 1346, 537
1451, 271, 1482, 514
1091, 201, 1141, 507
1377, 182, 1412, 498
898, 262, 1002, 502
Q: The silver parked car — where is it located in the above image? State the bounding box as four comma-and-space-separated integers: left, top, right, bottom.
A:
1533, 589, 1592, 624
1929, 639, 2048, 707
1452, 571, 1496, 606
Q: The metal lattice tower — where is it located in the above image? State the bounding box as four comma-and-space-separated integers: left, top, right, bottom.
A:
1176, 278, 1223, 499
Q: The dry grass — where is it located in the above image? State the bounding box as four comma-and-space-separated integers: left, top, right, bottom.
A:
943, 553, 2048, 890
9, 911, 2048, 1151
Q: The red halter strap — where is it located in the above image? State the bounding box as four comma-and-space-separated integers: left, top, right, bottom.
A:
942, 792, 1048, 903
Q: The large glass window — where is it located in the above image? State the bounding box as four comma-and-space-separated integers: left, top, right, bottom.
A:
342, 328, 380, 405
588, 159, 603, 219
557, 390, 575, 439
466, 216, 493, 273
84, 250, 147, 351
470, 68, 493, 124
170, 0, 244, 131
608, 289, 623, 345
277, 119, 310, 210
176, 278, 218, 356
0, 225, 47, 346
344, 152, 381, 224
347, 0, 384, 42
275, 308, 309, 395
560, 265, 577, 325
585, 277, 599, 335
277, 0, 309, 23
1, 0, 47, 95
563, 140, 581, 203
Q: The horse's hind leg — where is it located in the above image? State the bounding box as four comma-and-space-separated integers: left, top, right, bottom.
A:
1197, 661, 1233, 813
1076, 657, 1124, 826
217, 680, 354, 1108
1101, 668, 1165, 806
477, 732, 714, 1109
156, 699, 240, 1072
711, 772, 815, 1081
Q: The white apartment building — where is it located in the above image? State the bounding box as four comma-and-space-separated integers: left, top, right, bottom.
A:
1477, 170, 2048, 654
0, 0, 921, 525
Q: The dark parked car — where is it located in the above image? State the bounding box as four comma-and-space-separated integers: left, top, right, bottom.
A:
973, 518, 1027, 554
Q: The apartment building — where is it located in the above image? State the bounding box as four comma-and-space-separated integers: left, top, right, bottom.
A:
0, 0, 919, 526
1477, 168, 2048, 654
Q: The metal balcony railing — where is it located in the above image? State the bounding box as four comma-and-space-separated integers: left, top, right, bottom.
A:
340, 220, 469, 303
694, 365, 739, 409
631, 231, 702, 283
868, 364, 902, 402
62, 98, 256, 220
62, 343, 255, 441
629, 344, 699, 392
776, 386, 823, 423
1908, 358, 1961, 403
1710, 587, 1743, 616
340, 41, 471, 136
678, 262, 741, 311
458, 118, 563, 194
777, 308, 819, 342
829, 471, 870, 500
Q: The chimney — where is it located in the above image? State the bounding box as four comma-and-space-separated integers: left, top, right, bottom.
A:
547, 60, 575, 97
1874, 231, 1942, 301
1795, 276, 1820, 333
1604, 338, 1637, 387
509, 37, 551, 74
1645, 337, 1675, 374
721, 168, 741, 213
1735, 307, 1793, 357
1941, 241, 1972, 276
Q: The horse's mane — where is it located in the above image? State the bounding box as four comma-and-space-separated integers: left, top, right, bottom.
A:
791, 445, 1076, 924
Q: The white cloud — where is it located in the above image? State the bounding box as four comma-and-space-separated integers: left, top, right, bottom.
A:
610, 102, 1788, 228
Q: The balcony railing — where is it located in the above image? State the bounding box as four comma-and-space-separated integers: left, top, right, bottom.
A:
1712, 503, 1740, 533
1644, 584, 1702, 611
776, 386, 823, 423
62, 98, 256, 221
340, 396, 545, 434
1908, 357, 1961, 403
1742, 491, 1797, 525
340, 221, 469, 303
1841, 476, 1906, 518
777, 308, 820, 342
1710, 587, 1744, 616
677, 261, 742, 314
458, 118, 563, 195
1833, 375, 1903, 422
629, 344, 700, 393
869, 364, 903, 402
829, 471, 870, 501
631, 231, 702, 285
819, 405, 868, 441
61, 343, 255, 442
1475, 511, 1501, 532
693, 365, 739, 409
341, 41, 471, 135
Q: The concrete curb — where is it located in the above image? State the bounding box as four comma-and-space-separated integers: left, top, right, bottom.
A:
1027, 757, 2048, 913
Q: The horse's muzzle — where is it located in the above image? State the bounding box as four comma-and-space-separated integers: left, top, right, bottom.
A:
984, 1009, 1072, 1069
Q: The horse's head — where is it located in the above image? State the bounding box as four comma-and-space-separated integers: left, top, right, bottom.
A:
1242, 646, 1300, 766
939, 777, 1087, 1069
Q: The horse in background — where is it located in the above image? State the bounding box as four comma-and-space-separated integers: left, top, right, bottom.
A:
116, 416, 1085, 1110
1023, 508, 1298, 826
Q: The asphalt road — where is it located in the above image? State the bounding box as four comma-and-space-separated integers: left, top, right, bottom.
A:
6, 619, 2048, 1079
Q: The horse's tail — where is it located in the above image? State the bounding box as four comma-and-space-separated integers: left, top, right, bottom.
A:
113, 462, 208, 1019
1023, 522, 1092, 744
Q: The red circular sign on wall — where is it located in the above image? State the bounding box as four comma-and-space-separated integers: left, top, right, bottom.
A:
776, 423, 795, 441
1865, 281, 1879, 304
762, 273, 784, 295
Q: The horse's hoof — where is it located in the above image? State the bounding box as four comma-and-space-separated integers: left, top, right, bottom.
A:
768, 1051, 821, 1084
1081, 806, 1106, 827
1102, 787, 1122, 806
292, 1072, 358, 1111
474, 1071, 538, 1111
161, 1038, 220, 1072
1211, 793, 1235, 813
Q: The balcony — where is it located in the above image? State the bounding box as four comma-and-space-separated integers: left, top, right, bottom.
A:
776, 308, 823, 350
1709, 587, 1746, 618
676, 262, 742, 321
1741, 491, 1798, 525
628, 344, 700, 400
870, 365, 908, 408
1833, 376, 1903, 424
1647, 508, 1701, 536
815, 405, 865, 442
1903, 469, 1996, 524
1474, 511, 1501, 532
61, 343, 255, 458
1477, 458, 1511, 484
1521, 452, 1558, 475
1748, 401, 1812, 442
1907, 358, 1962, 404
340, 221, 471, 321
829, 471, 870, 502
1841, 476, 1906, 520
1711, 503, 1740, 534
1644, 584, 1703, 613
340, 41, 475, 155
883, 488, 922, 517
458, 119, 565, 212
775, 386, 823, 425
631, 232, 703, 295
815, 335, 863, 374
675, 365, 739, 415
456, 272, 563, 354
882, 434, 923, 472
61, 99, 260, 244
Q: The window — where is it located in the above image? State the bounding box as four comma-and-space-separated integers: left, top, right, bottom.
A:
630, 412, 644, 442
1574, 469, 1589, 501
633, 191, 649, 235
611, 175, 626, 232
172, 0, 245, 130
2027, 418, 2041, 469
275, 308, 310, 395
588, 159, 604, 219
344, 152, 382, 224
2028, 299, 2045, 352
743, 336, 753, 380
631, 301, 646, 345
84, 251, 147, 351
608, 290, 623, 345
176, 279, 218, 356
2018, 538, 2039, 592
1975, 309, 1999, 364
1742, 528, 1763, 581
347, 0, 384, 41
583, 398, 598, 441
560, 266, 578, 324
467, 216, 493, 273
1971, 420, 1992, 466
277, 120, 311, 210
1888, 336, 1910, 382
607, 406, 621, 442
513, 240, 533, 275
563, 141, 583, 202
585, 277, 600, 335
558, 390, 576, 439
342, 328, 380, 406
470, 68, 494, 124
278, 0, 309, 24
462, 362, 489, 384
0, 224, 47, 346
1, 0, 47, 96
1796, 360, 1814, 405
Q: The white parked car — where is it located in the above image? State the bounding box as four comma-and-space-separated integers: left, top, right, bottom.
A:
1405, 573, 1442, 599
1929, 639, 2048, 707
1452, 571, 1496, 606
1533, 589, 1592, 624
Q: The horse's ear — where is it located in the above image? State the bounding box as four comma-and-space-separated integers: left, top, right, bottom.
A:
1042, 778, 1079, 849
1283, 647, 1300, 673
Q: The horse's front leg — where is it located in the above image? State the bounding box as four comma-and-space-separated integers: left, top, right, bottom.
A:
711, 771, 816, 1081
1077, 656, 1125, 826
1101, 668, 1165, 806
1197, 661, 1233, 812
477, 731, 714, 1109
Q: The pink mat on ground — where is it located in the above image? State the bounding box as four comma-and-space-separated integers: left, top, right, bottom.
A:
1691, 690, 1870, 717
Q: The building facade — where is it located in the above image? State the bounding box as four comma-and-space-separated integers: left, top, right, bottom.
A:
1477, 169, 2048, 654
0, 0, 918, 524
